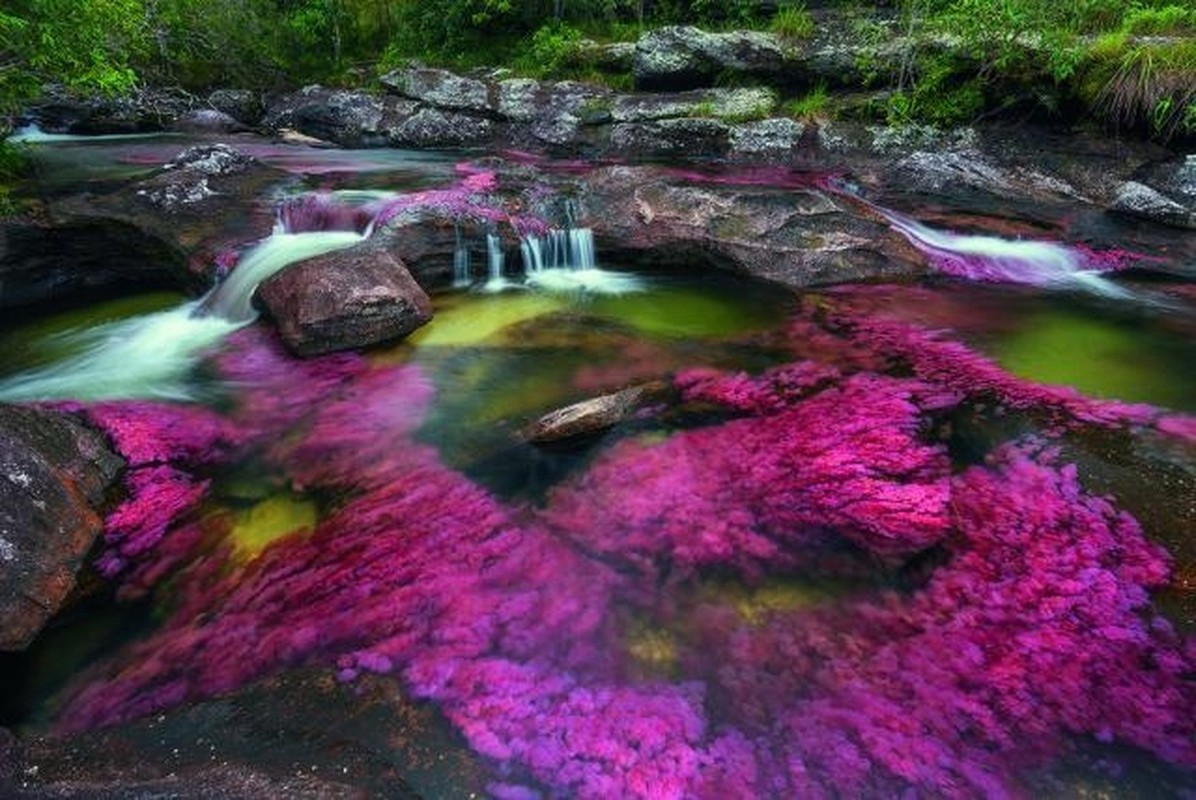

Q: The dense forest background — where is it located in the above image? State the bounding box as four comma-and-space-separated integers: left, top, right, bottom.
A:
1, 0, 1193, 137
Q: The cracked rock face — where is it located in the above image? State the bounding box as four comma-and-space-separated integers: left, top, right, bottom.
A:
0, 405, 123, 651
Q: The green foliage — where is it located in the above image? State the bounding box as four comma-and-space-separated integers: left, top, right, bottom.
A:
771, 4, 816, 40
0, 141, 28, 217
1, 0, 146, 113
518, 22, 587, 78
1086, 38, 1196, 139
1122, 5, 1196, 35
784, 83, 830, 120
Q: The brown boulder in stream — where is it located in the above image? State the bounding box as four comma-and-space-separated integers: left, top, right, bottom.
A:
522, 381, 673, 444
0, 405, 123, 651
257, 245, 433, 357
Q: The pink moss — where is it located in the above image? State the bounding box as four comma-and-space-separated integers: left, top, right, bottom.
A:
56, 284, 1195, 798
542, 372, 953, 568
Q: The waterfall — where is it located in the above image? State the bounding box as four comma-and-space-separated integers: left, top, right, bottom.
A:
454, 224, 473, 287
521, 237, 544, 274
877, 209, 1132, 299
482, 232, 511, 292
0, 228, 365, 402
568, 228, 596, 270
201, 230, 366, 323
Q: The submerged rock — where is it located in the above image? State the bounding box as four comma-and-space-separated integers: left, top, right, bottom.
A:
521, 381, 672, 444
2, 669, 488, 798
0, 405, 123, 651
257, 245, 433, 357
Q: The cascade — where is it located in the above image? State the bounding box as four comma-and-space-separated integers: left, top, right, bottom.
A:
877, 209, 1132, 298
200, 230, 366, 323
0, 226, 365, 402
483, 232, 510, 292
453, 224, 472, 287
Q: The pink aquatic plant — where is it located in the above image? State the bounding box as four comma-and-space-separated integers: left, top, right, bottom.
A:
543, 371, 954, 569
58, 288, 1195, 798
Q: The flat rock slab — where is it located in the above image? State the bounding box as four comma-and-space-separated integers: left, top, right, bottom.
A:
1, 669, 489, 798
258, 245, 433, 357
0, 405, 123, 651
522, 381, 673, 444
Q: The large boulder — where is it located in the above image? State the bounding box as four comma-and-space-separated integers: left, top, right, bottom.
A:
257, 245, 433, 357
729, 117, 806, 158
634, 26, 791, 90
386, 107, 495, 148
262, 86, 388, 147
0, 405, 123, 651
580, 165, 925, 288
41, 143, 288, 298
380, 66, 492, 114
610, 87, 776, 123
21, 86, 195, 134
1109, 180, 1196, 229
0, 220, 186, 312
611, 118, 731, 157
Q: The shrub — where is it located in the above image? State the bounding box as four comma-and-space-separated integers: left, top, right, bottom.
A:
771, 4, 816, 40
784, 83, 831, 120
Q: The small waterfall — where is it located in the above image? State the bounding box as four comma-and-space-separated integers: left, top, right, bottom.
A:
0, 228, 365, 401
483, 232, 510, 292
453, 224, 473, 288
881, 210, 1132, 299
201, 230, 366, 323
568, 228, 596, 270
521, 237, 544, 274
0, 303, 240, 402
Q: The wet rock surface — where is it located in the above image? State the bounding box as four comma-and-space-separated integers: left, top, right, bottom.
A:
633, 26, 791, 90
521, 381, 673, 444
1110, 180, 1196, 229
258, 245, 433, 357
0, 219, 187, 312
22, 87, 196, 135
261, 86, 388, 148
0, 405, 123, 651
579, 165, 925, 288
0, 669, 490, 798
44, 142, 288, 296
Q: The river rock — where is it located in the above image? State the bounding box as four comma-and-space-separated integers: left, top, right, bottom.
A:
729, 117, 806, 157
257, 245, 433, 356
611, 118, 731, 157
41, 143, 288, 297
207, 89, 263, 126
1109, 180, 1196, 229
380, 66, 492, 114
528, 81, 613, 148
580, 165, 924, 288
387, 107, 494, 148
1, 669, 488, 798
22, 86, 195, 134
634, 26, 790, 90
171, 108, 246, 134
522, 382, 673, 444
0, 219, 186, 312
0, 405, 123, 651
262, 86, 387, 147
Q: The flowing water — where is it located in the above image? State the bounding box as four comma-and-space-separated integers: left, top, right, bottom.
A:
2, 134, 1194, 798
